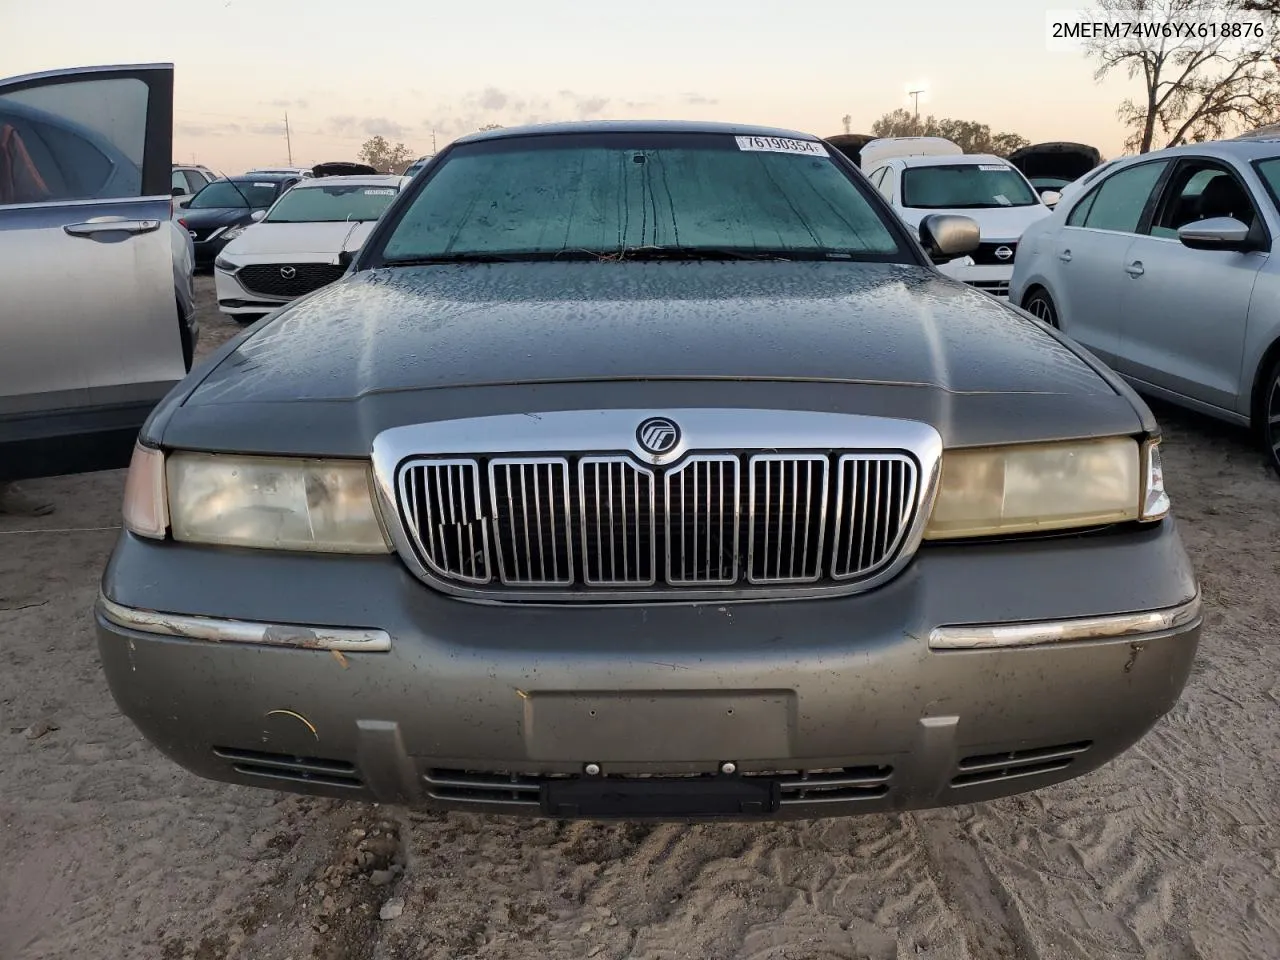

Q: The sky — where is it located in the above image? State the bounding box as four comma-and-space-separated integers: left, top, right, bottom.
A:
6, 0, 1144, 172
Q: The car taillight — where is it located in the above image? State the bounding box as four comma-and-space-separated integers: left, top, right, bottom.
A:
177, 217, 187, 228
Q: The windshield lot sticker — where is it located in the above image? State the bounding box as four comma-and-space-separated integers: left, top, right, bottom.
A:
978, 165, 1008, 171
363, 188, 396, 196
735, 136, 828, 157
253, 182, 275, 187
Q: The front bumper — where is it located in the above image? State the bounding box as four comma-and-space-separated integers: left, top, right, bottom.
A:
213, 266, 290, 317
96, 519, 1200, 820
937, 260, 1014, 298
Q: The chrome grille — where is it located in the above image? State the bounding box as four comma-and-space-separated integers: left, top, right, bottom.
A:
747, 455, 828, 584
830, 454, 917, 580
395, 450, 918, 597
579, 458, 655, 586
399, 460, 490, 583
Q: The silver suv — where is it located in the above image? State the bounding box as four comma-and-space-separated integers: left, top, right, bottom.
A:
0, 63, 194, 481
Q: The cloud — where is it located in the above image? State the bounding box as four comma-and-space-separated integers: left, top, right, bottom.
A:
264, 98, 309, 109
478, 87, 509, 111
247, 121, 285, 136
683, 93, 719, 106
574, 96, 610, 118
175, 120, 242, 137
328, 115, 412, 139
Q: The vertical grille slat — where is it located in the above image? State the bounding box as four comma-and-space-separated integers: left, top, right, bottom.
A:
399, 459, 491, 584
581, 457, 657, 586
664, 455, 740, 585
398, 449, 917, 594
488, 458, 572, 586
830, 453, 918, 581
747, 454, 828, 584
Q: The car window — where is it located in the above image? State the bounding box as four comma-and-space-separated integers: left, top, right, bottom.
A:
265, 182, 399, 222
0, 76, 147, 205
901, 163, 1038, 209
171, 169, 188, 193
1148, 162, 1259, 239
188, 179, 280, 209
1072, 160, 1169, 233
879, 168, 895, 202
379, 136, 906, 262
183, 170, 208, 194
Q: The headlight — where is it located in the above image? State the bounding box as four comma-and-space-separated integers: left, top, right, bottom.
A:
221, 225, 246, 242
167, 452, 391, 553
924, 437, 1141, 540
214, 255, 238, 271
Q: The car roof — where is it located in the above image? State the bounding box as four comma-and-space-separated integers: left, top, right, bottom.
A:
230, 172, 299, 182
453, 119, 821, 145
896, 153, 1011, 168
292, 174, 406, 188
1123, 138, 1280, 164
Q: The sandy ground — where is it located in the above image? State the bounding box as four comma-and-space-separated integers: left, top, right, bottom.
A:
2, 276, 1278, 960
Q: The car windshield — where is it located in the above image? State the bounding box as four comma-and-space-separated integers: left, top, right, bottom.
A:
376, 133, 905, 263
189, 180, 279, 209
1252, 157, 1280, 210
265, 183, 399, 223
902, 163, 1039, 209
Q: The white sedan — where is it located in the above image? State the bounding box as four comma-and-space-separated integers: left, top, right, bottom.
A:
214, 174, 407, 324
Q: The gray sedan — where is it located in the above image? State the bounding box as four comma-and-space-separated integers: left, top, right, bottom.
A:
1010, 137, 1280, 474
96, 121, 1200, 821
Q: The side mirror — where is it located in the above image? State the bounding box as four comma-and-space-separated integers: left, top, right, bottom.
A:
178, 199, 191, 209
171, 186, 186, 197
337, 249, 355, 270
1040, 190, 1062, 208
249, 209, 266, 222
919, 214, 980, 263
1178, 216, 1251, 251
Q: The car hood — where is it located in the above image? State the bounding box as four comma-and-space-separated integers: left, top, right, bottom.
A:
179, 207, 253, 228
220, 220, 377, 259
158, 261, 1147, 455
896, 203, 1052, 241
1007, 142, 1102, 183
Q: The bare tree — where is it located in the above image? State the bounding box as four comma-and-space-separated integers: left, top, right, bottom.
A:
478, 123, 503, 132
870, 109, 1030, 156
1086, 0, 1280, 152
357, 135, 416, 173
841, 114, 852, 135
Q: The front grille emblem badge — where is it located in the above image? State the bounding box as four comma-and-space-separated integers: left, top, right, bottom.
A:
636, 417, 681, 455
280, 265, 297, 279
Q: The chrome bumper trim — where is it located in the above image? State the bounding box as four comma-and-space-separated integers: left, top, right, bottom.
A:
929, 593, 1202, 650
97, 594, 392, 652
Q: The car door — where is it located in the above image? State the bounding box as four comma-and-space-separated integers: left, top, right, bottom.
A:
0, 63, 181, 481
1048, 158, 1171, 364
1110, 157, 1267, 411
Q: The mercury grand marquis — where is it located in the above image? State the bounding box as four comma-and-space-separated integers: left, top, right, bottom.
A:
96, 121, 1201, 821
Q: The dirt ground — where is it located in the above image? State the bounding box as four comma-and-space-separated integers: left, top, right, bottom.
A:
2, 276, 1277, 960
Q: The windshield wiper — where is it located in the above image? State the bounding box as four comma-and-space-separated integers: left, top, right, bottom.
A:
607, 245, 789, 261
382, 252, 547, 265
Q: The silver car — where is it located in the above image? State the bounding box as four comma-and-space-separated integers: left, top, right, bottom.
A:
1010, 139, 1280, 473
0, 63, 193, 481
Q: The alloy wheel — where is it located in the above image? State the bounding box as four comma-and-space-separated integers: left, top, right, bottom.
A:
1025, 292, 1058, 327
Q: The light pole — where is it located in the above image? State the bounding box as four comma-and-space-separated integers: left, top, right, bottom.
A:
908, 89, 924, 120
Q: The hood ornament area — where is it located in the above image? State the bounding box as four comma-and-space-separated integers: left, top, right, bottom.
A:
636, 417, 681, 455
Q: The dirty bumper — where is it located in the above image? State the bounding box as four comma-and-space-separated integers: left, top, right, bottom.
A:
96, 519, 1200, 820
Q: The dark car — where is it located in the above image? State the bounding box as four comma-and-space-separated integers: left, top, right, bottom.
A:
312, 161, 378, 177
1007, 142, 1103, 203
176, 173, 300, 268
98, 121, 1200, 822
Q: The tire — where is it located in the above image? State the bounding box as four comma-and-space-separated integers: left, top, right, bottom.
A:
1262, 358, 1280, 477
177, 297, 194, 372
234, 313, 266, 326
1023, 288, 1059, 328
